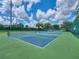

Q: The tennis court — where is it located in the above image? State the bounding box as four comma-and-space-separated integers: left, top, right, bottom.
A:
10, 32, 62, 47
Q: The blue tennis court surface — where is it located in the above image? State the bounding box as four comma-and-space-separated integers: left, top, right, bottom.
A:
10, 32, 62, 47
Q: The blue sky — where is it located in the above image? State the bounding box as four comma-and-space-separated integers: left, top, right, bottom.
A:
25, 0, 56, 13
24, 0, 56, 21
0, 0, 78, 26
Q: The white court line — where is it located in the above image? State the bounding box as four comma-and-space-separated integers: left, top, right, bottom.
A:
42, 35, 61, 49
9, 35, 60, 49
9, 32, 62, 49
10, 33, 60, 38
9, 37, 43, 49
0, 32, 62, 49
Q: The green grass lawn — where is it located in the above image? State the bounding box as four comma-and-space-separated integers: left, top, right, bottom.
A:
0, 31, 7, 34
0, 32, 79, 59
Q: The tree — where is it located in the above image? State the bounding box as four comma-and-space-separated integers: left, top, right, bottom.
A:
43, 23, 52, 30
75, 6, 79, 22
53, 25, 59, 30
75, 16, 79, 22
0, 24, 4, 28
17, 23, 24, 29
25, 25, 28, 28
36, 22, 43, 29
10, 24, 19, 30
61, 22, 72, 31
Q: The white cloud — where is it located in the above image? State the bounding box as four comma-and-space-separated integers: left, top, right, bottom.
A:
0, 16, 4, 22
0, 16, 10, 25
13, 5, 29, 20
55, 0, 78, 21
47, 9, 56, 17
0, 0, 10, 13
26, 0, 40, 11
36, 9, 56, 20
78, 0, 79, 5
36, 0, 78, 25
36, 9, 46, 19
0, 0, 30, 25
29, 13, 34, 20
12, 0, 22, 7
27, 3, 33, 11
0, 0, 79, 26
0, 0, 22, 14
28, 20, 37, 28
39, 19, 50, 23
